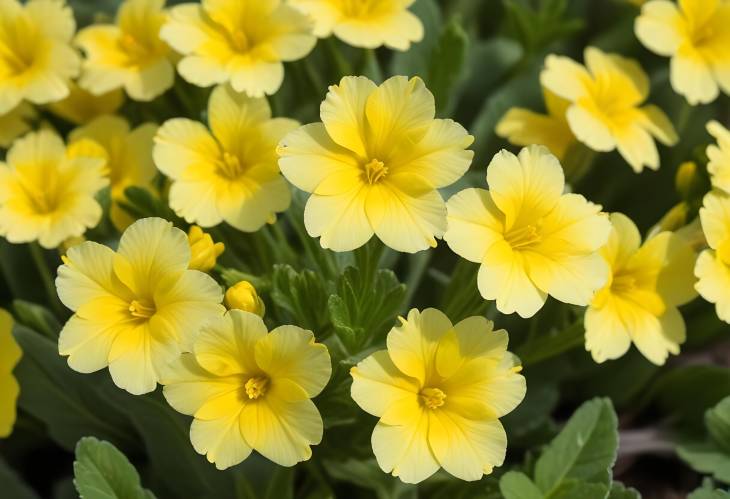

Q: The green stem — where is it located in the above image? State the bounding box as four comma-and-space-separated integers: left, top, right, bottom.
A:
562, 142, 597, 187
676, 100, 694, 134
517, 320, 585, 368
402, 251, 432, 311
29, 243, 63, 317
326, 38, 352, 78
354, 238, 385, 285
360, 48, 383, 82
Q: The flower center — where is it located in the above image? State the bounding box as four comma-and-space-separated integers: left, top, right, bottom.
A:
505, 224, 541, 250
230, 29, 250, 52
419, 387, 446, 409
342, 0, 375, 16
610, 273, 636, 295
364, 158, 388, 184
216, 151, 244, 179
244, 376, 269, 400
119, 33, 150, 61
128, 299, 156, 319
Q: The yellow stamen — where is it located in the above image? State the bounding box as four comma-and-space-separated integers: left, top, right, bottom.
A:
244, 376, 269, 400
364, 158, 388, 184
128, 299, 156, 319
420, 387, 446, 409
216, 151, 244, 179
505, 224, 541, 249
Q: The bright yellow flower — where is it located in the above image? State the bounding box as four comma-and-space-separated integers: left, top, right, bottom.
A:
0, 309, 21, 438
76, 0, 174, 101
585, 213, 697, 365
495, 87, 575, 161
154, 84, 295, 231
0, 130, 108, 248
350, 308, 525, 484
288, 0, 423, 50
696, 190, 730, 323
706, 120, 730, 194
187, 225, 224, 272
225, 280, 265, 317
445, 145, 611, 318
0, 0, 80, 114
0, 102, 35, 148
56, 217, 225, 395
160, 0, 316, 97
47, 81, 124, 125
69, 115, 157, 231
540, 47, 677, 172
278, 75, 474, 253
161, 310, 331, 469
635, 0, 730, 105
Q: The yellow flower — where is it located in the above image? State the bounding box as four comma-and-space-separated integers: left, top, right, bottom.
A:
0, 103, 36, 148
278, 75, 474, 253
0, 309, 21, 438
445, 145, 611, 318
288, 0, 423, 50
0, 0, 80, 114
0, 130, 108, 248
154, 84, 295, 231
707, 120, 730, 194
225, 281, 265, 317
585, 213, 697, 365
495, 87, 575, 161
696, 190, 730, 323
187, 225, 224, 272
160, 0, 316, 97
350, 308, 525, 484
69, 115, 158, 231
161, 310, 331, 469
76, 0, 174, 101
56, 217, 225, 395
47, 81, 124, 125
540, 47, 677, 172
635, 0, 730, 105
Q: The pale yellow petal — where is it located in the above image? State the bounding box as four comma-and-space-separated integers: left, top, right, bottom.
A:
445, 188, 504, 264
192, 311, 264, 377
695, 249, 730, 323
208, 84, 271, 151
496, 108, 574, 160
371, 414, 439, 484
540, 54, 592, 101
303, 186, 374, 251
56, 241, 122, 311
153, 118, 221, 180
635, 0, 684, 56
584, 302, 633, 363
566, 104, 616, 152
321, 76, 376, 157
639, 105, 678, 146
671, 48, 719, 105
107, 323, 161, 394
350, 350, 420, 419
190, 412, 252, 470
614, 122, 659, 172
229, 59, 284, 98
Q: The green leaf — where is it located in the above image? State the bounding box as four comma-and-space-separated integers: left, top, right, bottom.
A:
270, 264, 331, 335
12, 300, 61, 339
12, 325, 139, 452
534, 398, 618, 493
516, 320, 585, 368
550, 480, 609, 499
677, 442, 730, 484
73, 437, 155, 499
390, 0, 443, 77
325, 458, 415, 499
118, 186, 179, 223
499, 471, 543, 499
0, 456, 40, 499
688, 487, 730, 499
329, 266, 405, 351
607, 482, 641, 499
708, 397, 730, 453
427, 17, 469, 114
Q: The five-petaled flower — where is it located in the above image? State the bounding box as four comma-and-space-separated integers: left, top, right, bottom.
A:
56, 217, 225, 395
350, 308, 526, 483
445, 145, 612, 318
585, 213, 697, 365
161, 310, 331, 469
278, 75, 474, 253
161, 0, 316, 97
540, 47, 677, 172
696, 190, 730, 324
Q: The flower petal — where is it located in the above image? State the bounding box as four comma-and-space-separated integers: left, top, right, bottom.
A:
303, 186, 374, 251
445, 188, 505, 264
320, 76, 376, 157
193, 311, 265, 377
190, 412, 252, 470
584, 302, 633, 363
371, 414, 438, 484
350, 350, 420, 419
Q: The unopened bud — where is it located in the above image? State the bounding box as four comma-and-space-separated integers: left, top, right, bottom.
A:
225, 281, 265, 317
187, 226, 224, 272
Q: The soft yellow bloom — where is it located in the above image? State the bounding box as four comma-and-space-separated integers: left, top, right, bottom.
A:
696, 190, 730, 323
160, 0, 316, 97
161, 310, 331, 469
47, 81, 124, 125
445, 145, 611, 318
0, 130, 108, 248
155, 84, 294, 231
187, 225, 224, 272
0, 102, 36, 148
585, 213, 697, 365
0, 309, 21, 438
76, 0, 174, 101
225, 281, 265, 317
56, 217, 225, 395
289, 0, 423, 50
496, 87, 575, 161
350, 308, 525, 483
0, 0, 80, 114
278, 75, 474, 253
540, 47, 677, 172
69, 115, 157, 231
706, 121, 730, 194
635, 0, 730, 105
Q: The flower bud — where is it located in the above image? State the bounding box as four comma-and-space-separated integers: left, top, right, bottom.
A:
675, 161, 706, 201
225, 281, 265, 317
187, 225, 224, 272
